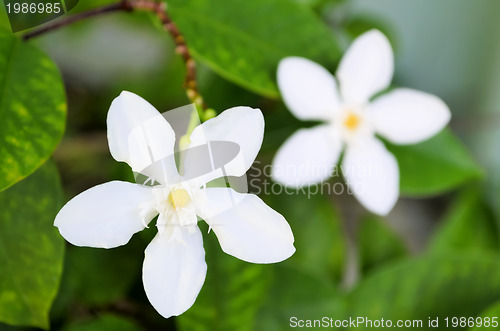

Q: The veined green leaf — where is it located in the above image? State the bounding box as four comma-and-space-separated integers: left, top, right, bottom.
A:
0, 160, 64, 329
428, 188, 498, 254
387, 128, 482, 196
347, 253, 500, 329
0, 29, 66, 192
166, 0, 341, 98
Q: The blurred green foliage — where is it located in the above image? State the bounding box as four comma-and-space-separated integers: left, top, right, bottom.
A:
61, 314, 144, 331
472, 301, 500, 331
264, 191, 346, 282
387, 128, 483, 197
428, 188, 499, 254
346, 253, 500, 328
254, 266, 344, 331
177, 225, 270, 331
358, 216, 407, 275
0, 0, 499, 330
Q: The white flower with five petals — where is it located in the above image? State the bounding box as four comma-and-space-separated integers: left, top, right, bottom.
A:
272, 30, 451, 215
55, 91, 295, 318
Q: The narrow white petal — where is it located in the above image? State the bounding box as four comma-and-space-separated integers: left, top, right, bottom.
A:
198, 188, 295, 264
272, 125, 342, 187
54, 181, 155, 248
186, 107, 264, 184
277, 57, 341, 120
143, 228, 207, 318
369, 88, 451, 145
107, 91, 177, 177
342, 138, 399, 216
337, 30, 394, 104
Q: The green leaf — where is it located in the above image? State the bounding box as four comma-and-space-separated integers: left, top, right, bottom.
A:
62, 314, 144, 331
0, 6, 10, 31
428, 188, 498, 254
358, 216, 407, 275
346, 253, 500, 329
166, 0, 341, 97
0, 160, 64, 329
0, 29, 66, 192
255, 266, 345, 331
57, 242, 143, 307
386, 128, 483, 196
470, 301, 500, 330
0, 323, 30, 331
176, 227, 270, 331
263, 190, 345, 282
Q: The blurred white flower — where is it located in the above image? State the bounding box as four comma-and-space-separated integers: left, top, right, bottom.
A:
55, 91, 295, 318
272, 30, 451, 215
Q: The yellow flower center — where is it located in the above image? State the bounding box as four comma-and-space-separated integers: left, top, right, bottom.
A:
344, 112, 361, 131
167, 189, 190, 210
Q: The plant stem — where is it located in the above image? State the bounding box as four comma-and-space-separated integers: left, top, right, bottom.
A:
22, 0, 133, 41
130, 0, 206, 109
23, 0, 206, 110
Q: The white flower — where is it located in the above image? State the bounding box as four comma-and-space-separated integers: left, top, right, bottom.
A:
272, 30, 451, 215
54, 91, 295, 318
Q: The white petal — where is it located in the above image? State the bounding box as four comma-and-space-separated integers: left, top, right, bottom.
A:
342, 138, 399, 216
369, 88, 451, 145
54, 181, 155, 248
272, 125, 342, 187
277, 57, 341, 120
143, 228, 207, 318
337, 30, 394, 104
198, 188, 295, 264
107, 91, 177, 176
186, 107, 264, 184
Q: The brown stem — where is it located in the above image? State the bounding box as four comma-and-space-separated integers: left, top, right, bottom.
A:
23, 0, 206, 109
22, 0, 133, 41
130, 0, 206, 109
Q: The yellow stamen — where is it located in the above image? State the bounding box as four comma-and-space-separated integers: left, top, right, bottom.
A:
167, 189, 190, 210
344, 112, 361, 130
